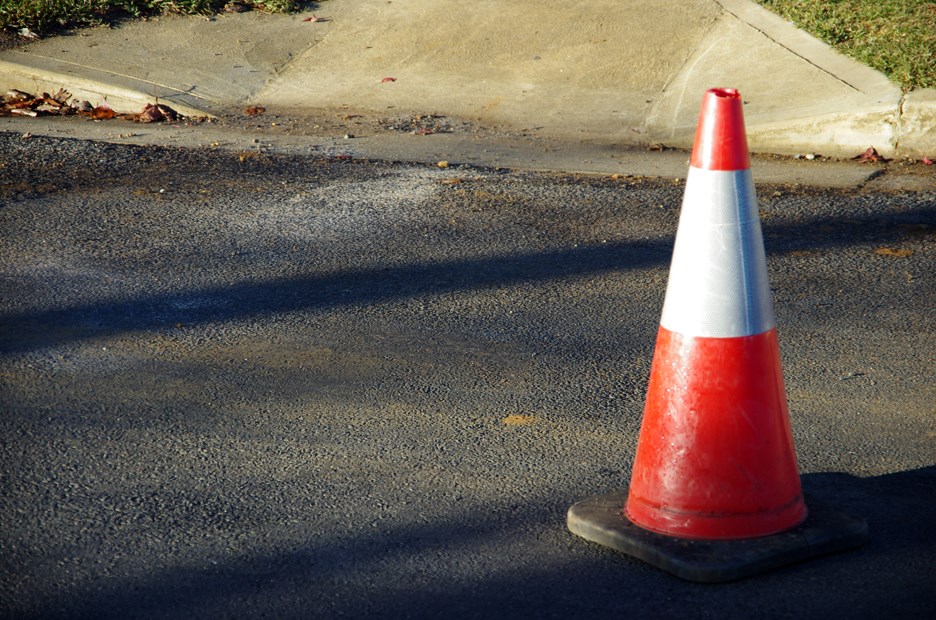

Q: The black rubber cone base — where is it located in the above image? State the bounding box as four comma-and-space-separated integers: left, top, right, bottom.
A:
567, 490, 868, 583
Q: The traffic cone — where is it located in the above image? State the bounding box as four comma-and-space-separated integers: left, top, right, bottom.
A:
567, 88, 867, 582
625, 87, 804, 540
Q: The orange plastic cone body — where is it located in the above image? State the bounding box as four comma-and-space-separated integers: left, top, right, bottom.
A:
624, 88, 807, 540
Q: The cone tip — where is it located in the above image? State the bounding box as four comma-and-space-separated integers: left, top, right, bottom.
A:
690, 88, 750, 171
708, 87, 741, 99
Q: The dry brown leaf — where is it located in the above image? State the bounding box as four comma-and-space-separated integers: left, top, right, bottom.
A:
875, 247, 912, 257
4, 89, 32, 103
90, 104, 116, 120
853, 146, 888, 163
238, 151, 263, 162
48, 89, 71, 106
245, 105, 266, 117
10, 98, 40, 110
134, 103, 180, 123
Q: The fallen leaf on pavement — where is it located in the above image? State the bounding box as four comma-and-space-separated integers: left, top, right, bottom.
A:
134, 103, 180, 123
49, 89, 71, 105
503, 414, 536, 426
381, 77, 397, 83
875, 247, 912, 257
853, 146, 888, 163
922, 157, 933, 165
302, 14, 329, 22
90, 104, 116, 120
245, 105, 266, 116
9, 98, 39, 110
4, 89, 31, 103
436, 160, 449, 169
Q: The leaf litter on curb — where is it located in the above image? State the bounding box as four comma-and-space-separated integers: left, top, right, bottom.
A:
1, 89, 185, 124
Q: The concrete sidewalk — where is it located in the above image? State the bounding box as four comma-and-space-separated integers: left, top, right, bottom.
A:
1, 0, 933, 159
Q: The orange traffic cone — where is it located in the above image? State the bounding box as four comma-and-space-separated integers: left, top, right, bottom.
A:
567, 88, 867, 582
626, 87, 805, 540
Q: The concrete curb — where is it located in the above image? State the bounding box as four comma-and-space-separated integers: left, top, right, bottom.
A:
899, 88, 936, 158
0, 55, 214, 119
715, 0, 896, 95
0, 1, 932, 159
649, 0, 908, 158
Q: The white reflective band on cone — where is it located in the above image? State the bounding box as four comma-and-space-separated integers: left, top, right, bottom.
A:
660, 167, 775, 338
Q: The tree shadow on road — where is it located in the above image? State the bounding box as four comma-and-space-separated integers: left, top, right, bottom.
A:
1, 204, 932, 355
13, 466, 935, 620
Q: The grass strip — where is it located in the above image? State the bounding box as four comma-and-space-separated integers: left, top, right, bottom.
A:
755, 0, 936, 91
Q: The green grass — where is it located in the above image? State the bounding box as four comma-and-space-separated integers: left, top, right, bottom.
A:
0, 1, 298, 34
755, 0, 936, 91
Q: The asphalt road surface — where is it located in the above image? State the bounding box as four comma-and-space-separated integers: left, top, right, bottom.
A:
1, 133, 934, 618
